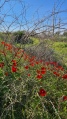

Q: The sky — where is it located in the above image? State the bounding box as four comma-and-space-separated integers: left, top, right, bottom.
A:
0, 0, 67, 32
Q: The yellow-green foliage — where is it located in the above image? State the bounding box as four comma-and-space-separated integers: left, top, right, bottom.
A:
52, 42, 67, 65
30, 37, 39, 45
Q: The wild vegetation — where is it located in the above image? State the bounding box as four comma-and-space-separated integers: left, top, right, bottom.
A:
0, 32, 67, 119
0, 0, 67, 119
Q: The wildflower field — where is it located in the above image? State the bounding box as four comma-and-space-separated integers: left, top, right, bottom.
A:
0, 40, 67, 119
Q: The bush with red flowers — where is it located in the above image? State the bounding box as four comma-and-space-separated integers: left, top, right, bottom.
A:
0, 40, 67, 119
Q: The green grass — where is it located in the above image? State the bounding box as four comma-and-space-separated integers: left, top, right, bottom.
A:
30, 37, 39, 44
52, 42, 67, 66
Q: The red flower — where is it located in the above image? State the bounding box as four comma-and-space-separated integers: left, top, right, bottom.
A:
6, 44, 12, 51
12, 65, 17, 72
30, 62, 35, 67
56, 65, 64, 71
41, 67, 46, 75
45, 62, 50, 66
53, 71, 60, 77
12, 60, 16, 63
28, 73, 31, 77
62, 74, 67, 79
41, 70, 46, 75
38, 88, 47, 97
50, 62, 57, 66
39, 60, 43, 63
12, 60, 17, 66
24, 65, 29, 70
36, 61, 39, 64
37, 67, 46, 75
36, 74, 42, 79
63, 96, 67, 101
1, 41, 5, 45
41, 67, 46, 71
29, 56, 36, 62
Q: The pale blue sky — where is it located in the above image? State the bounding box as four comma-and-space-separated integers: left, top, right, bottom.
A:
0, 0, 67, 32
